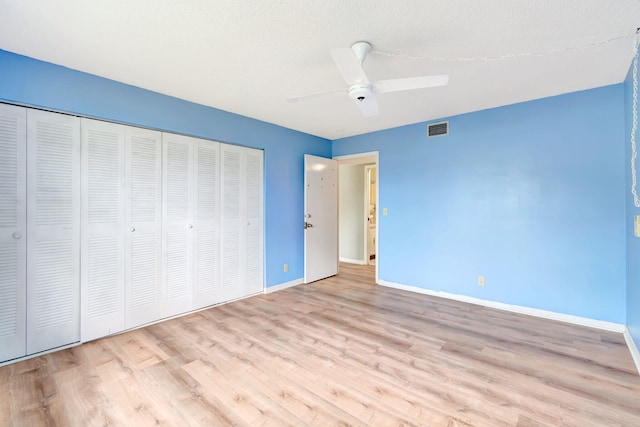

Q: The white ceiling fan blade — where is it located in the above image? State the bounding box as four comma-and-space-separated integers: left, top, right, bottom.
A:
330, 47, 370, 85
374, 75, 449, 94
355, 95, 379, 117
286, 88, 345, 103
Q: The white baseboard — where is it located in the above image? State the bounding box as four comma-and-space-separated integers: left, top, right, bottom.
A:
339, 257, 367, 265
0, 341, 80, 367
264, 278, 304, 294
624, 328, 640, 375
377, 279, 625, 333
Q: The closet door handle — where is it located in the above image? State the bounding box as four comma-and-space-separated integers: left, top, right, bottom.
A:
187, 224, 194, 229
128, 226, 136, 232
12, 232, 22, 240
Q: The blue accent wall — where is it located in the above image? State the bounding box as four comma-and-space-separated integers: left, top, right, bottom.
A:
0, 49, 331, 287
625, 52, 640, 347
333, 86, 626, 323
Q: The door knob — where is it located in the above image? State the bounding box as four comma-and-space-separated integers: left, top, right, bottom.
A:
128, 226, 136, 232
187, 224, 194, 229
12, 232, 22, 239
304, 222, 313, 229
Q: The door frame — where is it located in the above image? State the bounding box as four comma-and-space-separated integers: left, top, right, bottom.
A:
334, 151, 379, 284
364, 164, 376, 265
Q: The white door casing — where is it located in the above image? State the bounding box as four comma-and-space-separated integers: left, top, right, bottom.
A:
304, 154, 338, 283
0, 104, 27, 361
364, 164, 376, 265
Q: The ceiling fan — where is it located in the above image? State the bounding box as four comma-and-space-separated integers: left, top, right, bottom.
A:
288, 41, 449, 117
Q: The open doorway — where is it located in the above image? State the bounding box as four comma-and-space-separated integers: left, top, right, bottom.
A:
364, 164, 376, 265
334, 152, 379, 283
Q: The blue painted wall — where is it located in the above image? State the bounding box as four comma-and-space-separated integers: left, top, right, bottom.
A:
0, 49, 331, 287
625, 52, 640, 346
333, 86, 626, 323
1, 49, 631, 325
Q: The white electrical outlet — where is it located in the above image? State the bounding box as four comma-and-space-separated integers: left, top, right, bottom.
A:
383, 208, 388, 216
635, 216, 640, 237
283, 263, 288, 273
478, 276, 485, 287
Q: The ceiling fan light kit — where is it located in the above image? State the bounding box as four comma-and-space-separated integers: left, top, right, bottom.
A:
348, 84, 372, 102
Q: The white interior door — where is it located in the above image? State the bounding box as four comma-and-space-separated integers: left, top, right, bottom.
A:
162, 133, 194, 317
0, 104, 27, 361
220, 145, 244, 301
244, 149, 264, 295
125, 127, 162, 329
220, 144, 264, 302
193, 139, 221, 309
26, 109, 80, 354
80, 118, 126, 342
304, 154, 338, 283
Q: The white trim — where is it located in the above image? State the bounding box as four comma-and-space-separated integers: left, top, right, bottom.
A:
377, 279, 625, 333
364, 164, 376, 267
339, 257, 367, 265
333, 151, 378, 162
334, 151, 380, 285
624, 328, 640, 375
0, 341, 80, 367
264, 278, 304, 294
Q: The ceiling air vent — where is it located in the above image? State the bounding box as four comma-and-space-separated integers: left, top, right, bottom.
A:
427, 121, 449, 138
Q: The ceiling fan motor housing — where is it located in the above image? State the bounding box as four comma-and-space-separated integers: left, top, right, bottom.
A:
349, 84, 373, 102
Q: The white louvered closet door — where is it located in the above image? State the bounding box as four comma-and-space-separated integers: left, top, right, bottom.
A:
193, 139, 220, 309
26, 110, 80, 355
125, 127, 162, 329
220, 145, 244, 302
220, 144, 263, 302
244, 149, 264, 295
81, 119, 125, 342
162, 133, 194, 317
0, 104, 27, 362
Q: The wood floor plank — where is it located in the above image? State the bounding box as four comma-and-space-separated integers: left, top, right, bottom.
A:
1, 263, 639, 426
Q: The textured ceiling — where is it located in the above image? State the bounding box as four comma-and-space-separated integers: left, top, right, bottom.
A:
1, 0, 639, 139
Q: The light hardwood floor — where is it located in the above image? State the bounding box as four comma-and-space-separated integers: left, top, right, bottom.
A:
1, 263, 639, 426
